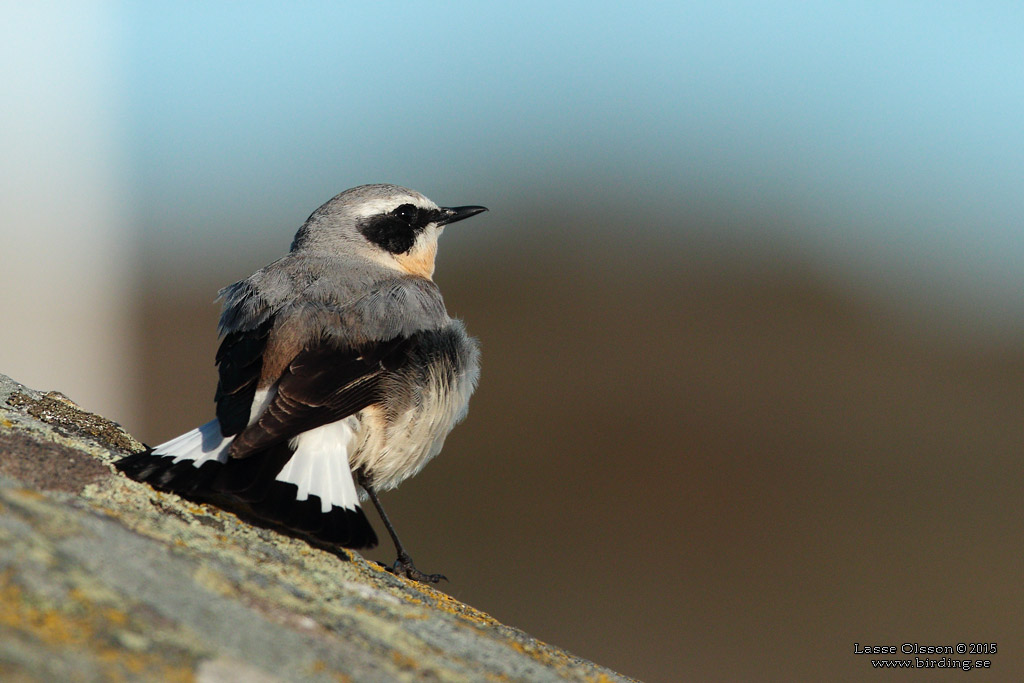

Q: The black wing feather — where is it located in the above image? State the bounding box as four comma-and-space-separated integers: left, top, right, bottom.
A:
215, 316, 275, 435
229, 335, 414, 459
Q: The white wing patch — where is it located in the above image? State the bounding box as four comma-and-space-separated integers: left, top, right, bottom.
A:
278, 419, 361, 512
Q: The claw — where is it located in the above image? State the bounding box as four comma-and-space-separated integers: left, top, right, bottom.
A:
389, 553, 447, 584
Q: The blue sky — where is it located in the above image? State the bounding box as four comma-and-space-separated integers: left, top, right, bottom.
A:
7, 1, 1024, 311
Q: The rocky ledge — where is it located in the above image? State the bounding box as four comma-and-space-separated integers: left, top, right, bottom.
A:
0, 373, 630, 682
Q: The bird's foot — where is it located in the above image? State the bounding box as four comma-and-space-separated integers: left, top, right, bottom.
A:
388, 552, 447, 584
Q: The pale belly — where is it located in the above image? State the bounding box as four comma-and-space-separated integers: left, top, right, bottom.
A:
348, 365, 476, 491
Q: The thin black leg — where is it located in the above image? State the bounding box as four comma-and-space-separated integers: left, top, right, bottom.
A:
361, 477, 446, 584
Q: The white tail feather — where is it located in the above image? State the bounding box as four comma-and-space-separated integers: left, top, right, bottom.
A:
150, 389, 272, 468
278, 419, 360, 512
152, 418, 233, 467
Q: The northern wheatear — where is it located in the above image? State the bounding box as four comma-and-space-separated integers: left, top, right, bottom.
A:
117, 184, 487, 582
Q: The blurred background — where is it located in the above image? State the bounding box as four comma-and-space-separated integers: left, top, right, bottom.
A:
2, 2, 1022, 680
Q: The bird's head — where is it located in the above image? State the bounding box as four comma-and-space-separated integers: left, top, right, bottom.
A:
291, 184, 487, 279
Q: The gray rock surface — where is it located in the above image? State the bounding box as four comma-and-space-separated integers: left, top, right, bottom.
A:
0, 372, 632, 682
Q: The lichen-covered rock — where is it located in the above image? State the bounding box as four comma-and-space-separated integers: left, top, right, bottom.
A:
0, 373, 632, 682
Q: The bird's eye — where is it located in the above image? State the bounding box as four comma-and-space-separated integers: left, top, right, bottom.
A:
392, 204, 418, 224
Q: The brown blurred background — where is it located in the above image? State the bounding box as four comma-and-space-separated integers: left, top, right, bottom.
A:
4, 4, 1024, 681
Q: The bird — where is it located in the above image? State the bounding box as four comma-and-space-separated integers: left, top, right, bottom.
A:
116, 184, 487, 583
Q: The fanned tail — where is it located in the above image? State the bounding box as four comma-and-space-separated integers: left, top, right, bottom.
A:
115, 418, 377, 549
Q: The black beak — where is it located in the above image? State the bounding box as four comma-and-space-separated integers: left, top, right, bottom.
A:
438, 205, 488, 226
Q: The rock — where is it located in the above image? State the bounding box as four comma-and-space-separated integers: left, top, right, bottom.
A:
0, 373, 632, 682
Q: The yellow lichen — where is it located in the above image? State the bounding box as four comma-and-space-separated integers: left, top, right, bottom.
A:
390, 650, 420, 670
0, 571, 196, 682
